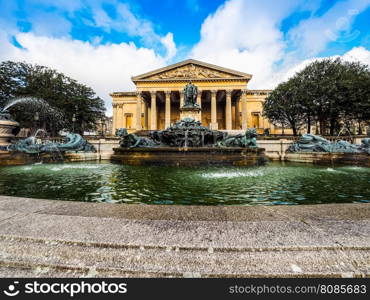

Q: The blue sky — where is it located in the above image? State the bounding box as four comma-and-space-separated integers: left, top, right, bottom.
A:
0, 0, 369, 115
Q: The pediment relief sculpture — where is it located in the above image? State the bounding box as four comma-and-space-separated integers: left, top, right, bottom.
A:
148, 64, 235, 80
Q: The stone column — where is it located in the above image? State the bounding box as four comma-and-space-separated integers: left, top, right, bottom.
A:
148, 105, 151, 129
241, 90, 248, 130
135, 92, 142, 131
144, 100, 149, 130
179, 90, 184, 107
210, 90, 218, 130
165, 91, 171, 129
196, 89, 202, 107
235, 97, 240, 129
118, 104, 124, 128
150, 91, 157, 130
113, 104, 119, 133
225, 90, 232, 130
197, 89, 202, 122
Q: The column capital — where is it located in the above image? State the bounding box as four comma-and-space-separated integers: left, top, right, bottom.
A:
164, 90, 171, 96
211, 89, 217, 95
241, 89, 248, 95
226, 89, 233, 96
150, 90, 157, 96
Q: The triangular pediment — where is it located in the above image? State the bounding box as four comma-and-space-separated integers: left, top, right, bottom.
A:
132, 59, 252, 81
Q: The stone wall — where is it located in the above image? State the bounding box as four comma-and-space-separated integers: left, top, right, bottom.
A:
285, 152, 370, 167
0, 151, 99, 166
112, 147, 266, 167
86, 138, 120, 160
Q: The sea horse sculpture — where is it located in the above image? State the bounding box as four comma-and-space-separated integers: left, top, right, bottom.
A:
43, 133, 96, 152
117, 128, 158, 148
287, 134, 368, 154
217, 128, 258, 148
359, 138, 370, 155
7, 132, 96, 153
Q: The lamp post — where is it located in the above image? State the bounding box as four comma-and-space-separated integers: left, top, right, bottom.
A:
102, 119, 106, 138
72, 113, 76, 133
34, 111, 39, 135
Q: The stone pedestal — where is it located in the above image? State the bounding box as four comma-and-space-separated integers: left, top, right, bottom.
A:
0, 119, 19, 146
112, 147, 266, 166
179, 106, 201, 122
210, 123, 218, 130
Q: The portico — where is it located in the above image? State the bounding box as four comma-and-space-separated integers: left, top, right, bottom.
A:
111, 59, 275, 133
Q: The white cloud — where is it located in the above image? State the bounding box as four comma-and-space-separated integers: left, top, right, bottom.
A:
90, 1, 177, 59
0, 0, 177, 116
342, 46, 370, 65
191, 0, 309, 88
287, 0, 370, 57
0, 32, 167, 116
191, 0, 370, 89
268, 46, 370, 86
1, 0, 369, 118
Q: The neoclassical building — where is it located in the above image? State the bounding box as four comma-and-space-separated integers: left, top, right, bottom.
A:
111, 59, 281, 134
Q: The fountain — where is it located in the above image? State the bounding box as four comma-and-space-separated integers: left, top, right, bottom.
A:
0, 97, 96, 165
0, 96, 65, 147
7, 131, 96, 154
287, 134, 370, 153
286, 134, 370, 166
112, 82, 265, 166
0, 111, 19, 147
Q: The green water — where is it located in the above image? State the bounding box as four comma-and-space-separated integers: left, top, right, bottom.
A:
0, 161, 369, 205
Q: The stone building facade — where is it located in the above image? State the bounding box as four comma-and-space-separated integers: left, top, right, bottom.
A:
111, 59, 283, 134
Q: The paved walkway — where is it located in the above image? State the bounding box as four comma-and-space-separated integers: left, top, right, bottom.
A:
0, 196, 369, 277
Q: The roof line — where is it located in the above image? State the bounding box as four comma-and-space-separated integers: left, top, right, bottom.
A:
132, 59, 252, 80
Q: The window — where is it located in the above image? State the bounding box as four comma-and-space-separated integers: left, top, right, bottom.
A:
125, 113, 133, 129
252, 112, 260, 128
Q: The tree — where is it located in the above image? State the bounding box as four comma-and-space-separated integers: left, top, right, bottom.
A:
264, 58, 370, 136
0, 61, 105, 135
263, 78, 305, 136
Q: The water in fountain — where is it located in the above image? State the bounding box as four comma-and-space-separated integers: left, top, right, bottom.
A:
0, 162, 369, 205
26, 129, 47, 147
1, 96, 65, 127
184, 130, 189, 148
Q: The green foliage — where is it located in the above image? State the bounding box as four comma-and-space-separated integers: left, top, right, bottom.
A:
263, 78, 305, 135
263, 58, 370, 135
0, 61, 105, 135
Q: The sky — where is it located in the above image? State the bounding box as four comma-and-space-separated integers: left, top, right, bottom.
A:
0, 0, 369, 116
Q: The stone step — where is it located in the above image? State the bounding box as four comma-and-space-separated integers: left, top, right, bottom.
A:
0, 235, 369, 278
0, 197, 369, 277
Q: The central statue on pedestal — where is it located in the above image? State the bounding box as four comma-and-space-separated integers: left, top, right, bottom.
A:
183, 81, 199, 108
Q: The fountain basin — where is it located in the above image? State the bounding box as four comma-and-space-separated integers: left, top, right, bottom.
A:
0, 151, 99, 166
0, 119, 19, 146
285, 152, 370, 167
0, 161, 369, 205
112, 146, 266, 166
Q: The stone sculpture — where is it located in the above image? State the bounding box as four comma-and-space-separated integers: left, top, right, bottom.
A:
359, 138, 370, 155
183, 82, 199, 108
150, 118, 226, 147
0, 111, 13, 121
117, 118, 262, 149
7, 132, 96, 154
287, 134, 369, 154
117, 128, 158, 148
217, 128, 258, 148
